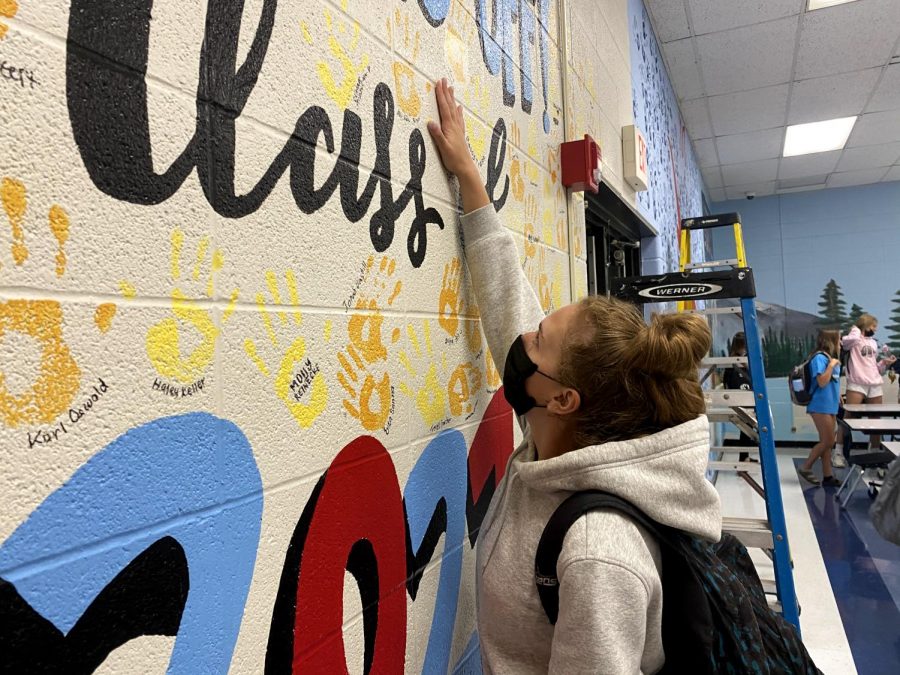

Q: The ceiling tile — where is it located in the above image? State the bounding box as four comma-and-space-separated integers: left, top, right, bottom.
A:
778, 150, 841, 179
707, 84, 790, 135
787, 68, 881, 125
722, 158, 779, 184
826, 168, 890, 188
695, 17, 797, 96
795, 0, 900, 80
724, 181, 777, 200
708, 188, 728, 202
681, 98, 714, 139
847, 110, 900, 147
836, 142, 900, 172
646, 0, 692, 42
694, 138, 720, 167
867, 64, 900, 113
687, 0, 802, 35
662, 38, 704, 100
883, 166, 900, 182
701, 166, 724, 188
716, 128, 784, 164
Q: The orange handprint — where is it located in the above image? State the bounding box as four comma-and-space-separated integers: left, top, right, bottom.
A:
448, 361, 483, 417
338, 343, 392, 431
438, 257, 463, 338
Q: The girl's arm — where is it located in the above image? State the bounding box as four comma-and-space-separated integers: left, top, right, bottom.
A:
428, 79, 544, 374
842, 326, 861, 348
877, 356, 895, 375
814, 355, 838, 388
549, 558, 651, 674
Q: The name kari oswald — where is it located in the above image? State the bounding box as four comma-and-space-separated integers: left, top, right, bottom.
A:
27, 378, 110, 449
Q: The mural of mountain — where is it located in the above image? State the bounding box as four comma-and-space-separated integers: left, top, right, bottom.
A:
711, 300, 821, 377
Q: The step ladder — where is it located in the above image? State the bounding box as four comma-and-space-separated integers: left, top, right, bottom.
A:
611, 212, 801, 631
677, 212, 747, 312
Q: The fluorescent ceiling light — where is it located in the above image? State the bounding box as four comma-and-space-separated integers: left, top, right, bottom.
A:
783, 117, 857, 157
807, 0, 860, 10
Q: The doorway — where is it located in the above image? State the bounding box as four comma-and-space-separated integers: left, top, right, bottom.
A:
585, 183, 642, 296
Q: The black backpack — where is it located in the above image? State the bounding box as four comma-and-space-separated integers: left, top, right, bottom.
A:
839, 344, 852, 377
788, 351, 827, 406
534, 491, 822, 675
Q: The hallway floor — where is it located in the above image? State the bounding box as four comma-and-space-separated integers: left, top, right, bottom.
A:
716, 451, 900, 675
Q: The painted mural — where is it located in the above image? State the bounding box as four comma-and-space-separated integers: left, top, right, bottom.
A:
710, 186, 900, 441
0, 0, 710, 671
0, 0, 566, 672
627, 0, 705, 271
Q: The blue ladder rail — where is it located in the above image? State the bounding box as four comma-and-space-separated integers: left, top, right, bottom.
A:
740, 297, 799, 629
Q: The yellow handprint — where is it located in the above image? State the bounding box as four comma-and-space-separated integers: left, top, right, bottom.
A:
463, 75, 491, 162
0, 0, 17, 40
448, 362, 483, 417
125, 228, 237, 384
399, 320, 448, 427
485, 348, 501, 390
438, 257, 463, 338
339, 255, 402, 431
0, 301, 80, 427
337, 342, 391, 431
392, 8, 430, 120
445, 0, 474, 82
1, 177, 28, 266
347, 255, 402, 362
464, 312, 482, 354
0, 179, 84, 428
302, 0, 370, 110
510, 155, 526, 203
244, 270, 327, 429
537, 262, 552, 311
542, 206, 555, 247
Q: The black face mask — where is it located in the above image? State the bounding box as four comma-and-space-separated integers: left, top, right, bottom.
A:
502, 335, 571, 416
864, 330, 875, 337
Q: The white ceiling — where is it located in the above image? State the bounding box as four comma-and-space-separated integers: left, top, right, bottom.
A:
644, 0, 900, 201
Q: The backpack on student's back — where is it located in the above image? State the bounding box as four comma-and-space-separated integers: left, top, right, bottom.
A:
840, 344, 852, 377
788, 351, 827, 406
535, 491, 822, 675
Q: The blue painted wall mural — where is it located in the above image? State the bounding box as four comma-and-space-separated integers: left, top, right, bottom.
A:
0, 413, 264, 673
628, 0, 706, 273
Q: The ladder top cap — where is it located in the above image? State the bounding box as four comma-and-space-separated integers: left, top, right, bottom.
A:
681, 212, 742, 230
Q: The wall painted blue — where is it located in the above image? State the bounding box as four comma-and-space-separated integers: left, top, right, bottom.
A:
404, 429, 468, 674
712, 182, 900, 334
628, 0, 706, 276
0, 413, 263, 673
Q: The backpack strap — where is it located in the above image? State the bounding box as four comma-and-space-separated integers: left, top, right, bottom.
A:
534, 490, 674, 624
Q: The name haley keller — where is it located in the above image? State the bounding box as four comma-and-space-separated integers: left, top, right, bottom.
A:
27, 378, 109, 449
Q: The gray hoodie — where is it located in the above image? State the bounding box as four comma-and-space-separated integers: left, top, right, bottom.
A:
460, 204, 722, 675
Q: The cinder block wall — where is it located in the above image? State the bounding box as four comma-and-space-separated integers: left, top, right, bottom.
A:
0, 1, 702, 671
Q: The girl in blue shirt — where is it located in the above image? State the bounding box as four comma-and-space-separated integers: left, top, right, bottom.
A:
798, 330, 842, 486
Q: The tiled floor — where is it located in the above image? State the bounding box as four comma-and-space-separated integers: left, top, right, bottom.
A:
715, 451, 873, 674
796, 458, 900, 675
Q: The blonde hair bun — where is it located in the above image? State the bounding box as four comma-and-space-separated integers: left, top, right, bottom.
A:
631, 313, 712, 380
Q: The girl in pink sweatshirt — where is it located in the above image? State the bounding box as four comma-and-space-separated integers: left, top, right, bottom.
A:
842, 314, 898, 448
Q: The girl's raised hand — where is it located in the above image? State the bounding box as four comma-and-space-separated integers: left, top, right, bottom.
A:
427, 78, 477, 179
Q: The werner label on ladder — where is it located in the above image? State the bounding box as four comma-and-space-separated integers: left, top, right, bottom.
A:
611, 212, 801, 631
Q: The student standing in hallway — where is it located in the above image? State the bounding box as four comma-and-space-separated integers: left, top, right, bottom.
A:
426, 78, 721, 674
799, 331, 842, 487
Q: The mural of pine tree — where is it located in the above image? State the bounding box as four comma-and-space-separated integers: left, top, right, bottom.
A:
847, 303, 865, 332
887, 290, 900, 351
816, 279, 848, 329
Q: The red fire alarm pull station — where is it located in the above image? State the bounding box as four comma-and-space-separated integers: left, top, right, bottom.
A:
560, 134, 601, 194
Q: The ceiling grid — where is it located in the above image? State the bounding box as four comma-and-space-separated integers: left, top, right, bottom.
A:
644, 0, 900, 200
